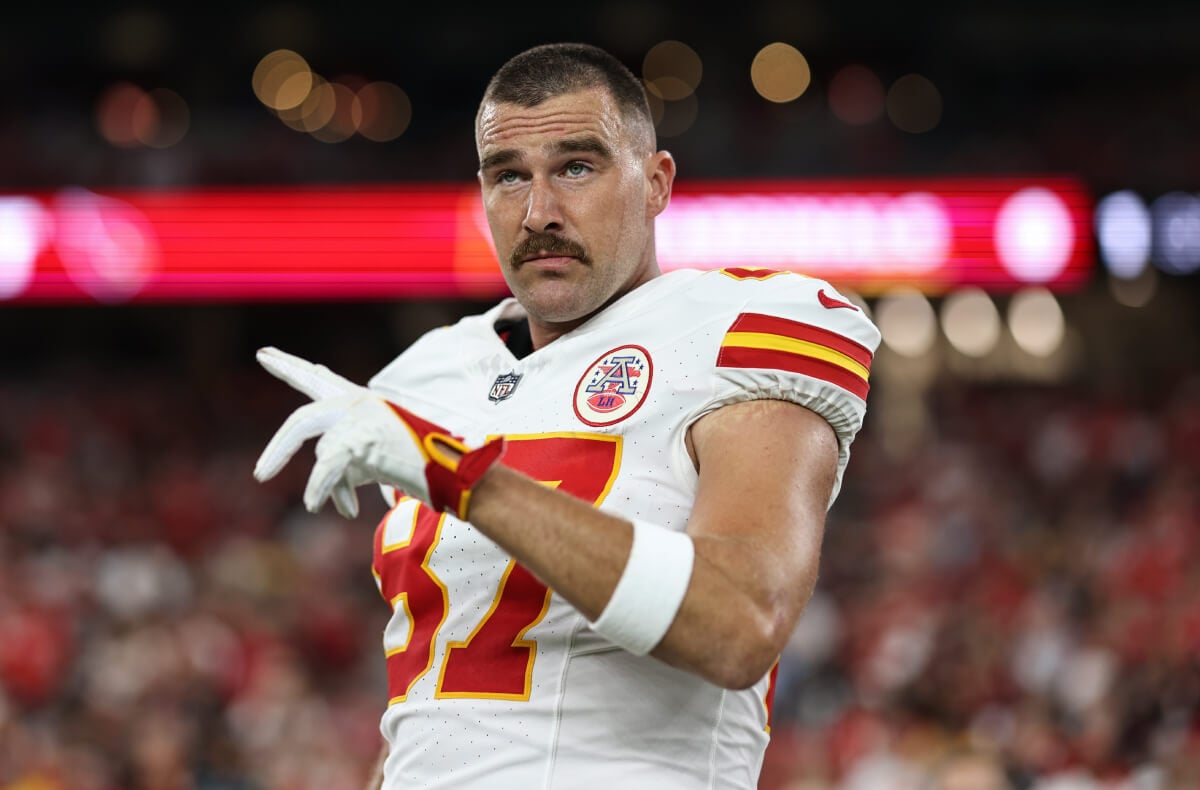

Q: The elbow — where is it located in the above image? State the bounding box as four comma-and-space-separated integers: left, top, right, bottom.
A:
700, 612, 791, 690
707, 662, 773, 691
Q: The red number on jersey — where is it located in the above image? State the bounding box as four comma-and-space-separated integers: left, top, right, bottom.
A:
374, 507, 449, 704
374, 433, 622, 702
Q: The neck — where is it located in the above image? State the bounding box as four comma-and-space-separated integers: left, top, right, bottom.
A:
528, 317, 586, 350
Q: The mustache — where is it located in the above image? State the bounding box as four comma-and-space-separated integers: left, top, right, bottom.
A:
510, 234, 591, 268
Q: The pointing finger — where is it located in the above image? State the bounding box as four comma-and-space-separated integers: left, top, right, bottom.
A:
257, 347, 360, 401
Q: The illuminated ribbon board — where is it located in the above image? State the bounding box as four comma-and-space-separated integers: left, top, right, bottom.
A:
0, 178, 1092, 303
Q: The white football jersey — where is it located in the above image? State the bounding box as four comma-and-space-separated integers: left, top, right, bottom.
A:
367, 268, 880, 789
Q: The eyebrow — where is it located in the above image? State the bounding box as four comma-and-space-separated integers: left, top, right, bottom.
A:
478, 135, 614, 172
479, 148, 520, 172
553, 135, 613, 161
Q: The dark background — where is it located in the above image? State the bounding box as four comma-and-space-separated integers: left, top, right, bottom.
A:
2, 1, 1197, 189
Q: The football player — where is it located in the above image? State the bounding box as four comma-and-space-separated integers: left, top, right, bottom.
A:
256, 43, 880, 789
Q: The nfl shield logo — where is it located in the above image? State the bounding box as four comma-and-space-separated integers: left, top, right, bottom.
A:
488, 372, 522, 403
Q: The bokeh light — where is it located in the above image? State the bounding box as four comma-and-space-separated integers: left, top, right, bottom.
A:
253, 49, 313, 111
876, 288, 937, 357
1151, 191, 1200, 275
994, 187, 1075, 283
1008, 287, 1065, 357
355, 82, 412, 142
653, 92, 699, 138
940, 288, 1001, 357
278, 75, 336, 132
828, 65, 885, 125
642, 40, 703, 100
138, 89, 190, 148
95, 83, 157, 148
310, 83, 359, 143
1096, 190, 1151, 279
886, 73, 942, 133
1108, 267, 1157, 308
54, 189, 158, 303
751, 43, 812, 103
644, 85, 665, 126
0, 197, 49, 300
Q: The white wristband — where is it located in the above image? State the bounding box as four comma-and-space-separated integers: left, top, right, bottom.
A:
589, 519, 695, 656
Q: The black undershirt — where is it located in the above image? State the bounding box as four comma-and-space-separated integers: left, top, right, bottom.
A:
494, 316, 534, 360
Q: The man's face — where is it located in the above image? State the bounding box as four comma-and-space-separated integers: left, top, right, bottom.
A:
476, 87, 672, 330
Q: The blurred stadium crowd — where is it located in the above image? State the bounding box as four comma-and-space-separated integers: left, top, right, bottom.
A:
1, 309, 1197, 790
0, 351, 387, 790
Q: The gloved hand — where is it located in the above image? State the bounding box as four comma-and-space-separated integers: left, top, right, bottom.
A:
252, 347, 505, 520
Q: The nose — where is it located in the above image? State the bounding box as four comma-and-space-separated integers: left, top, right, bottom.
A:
523, 177, 563, 234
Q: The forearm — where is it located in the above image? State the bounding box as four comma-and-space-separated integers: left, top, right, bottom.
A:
466, 465, 799, 686
466, 464, 632, 621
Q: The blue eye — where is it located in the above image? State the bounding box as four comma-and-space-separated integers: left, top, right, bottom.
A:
564, 162, 591, 177
497, 171, 519, 184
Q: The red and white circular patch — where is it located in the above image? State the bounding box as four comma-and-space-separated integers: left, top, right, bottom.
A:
572, 345, 654, 427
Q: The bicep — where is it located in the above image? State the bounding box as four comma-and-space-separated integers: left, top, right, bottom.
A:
686, 398, 838, 611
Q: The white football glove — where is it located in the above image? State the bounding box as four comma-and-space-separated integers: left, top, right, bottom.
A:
253, 347, 505, 520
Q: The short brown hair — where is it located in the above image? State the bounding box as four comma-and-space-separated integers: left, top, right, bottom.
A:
479, 43, 656, 152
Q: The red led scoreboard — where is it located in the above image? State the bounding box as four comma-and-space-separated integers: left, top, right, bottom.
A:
0, 178, 1091, 303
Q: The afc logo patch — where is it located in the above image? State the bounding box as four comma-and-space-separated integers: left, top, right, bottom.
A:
488, 371, 522, 403
573, 345, 653, 427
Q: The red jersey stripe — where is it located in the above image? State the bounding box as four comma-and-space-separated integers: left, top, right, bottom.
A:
726, 312, 873, 369
716, 345, 870, 400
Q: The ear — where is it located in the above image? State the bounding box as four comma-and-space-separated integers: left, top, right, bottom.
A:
644, 151, 676, 219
